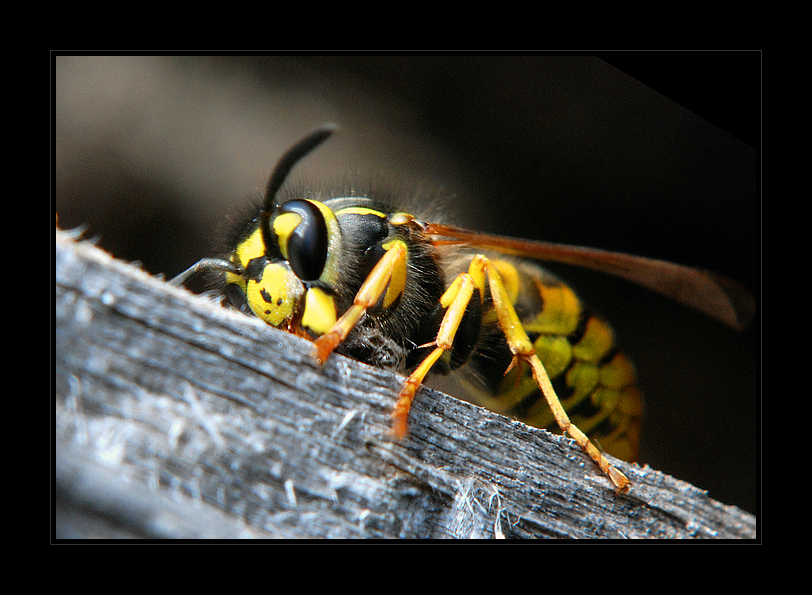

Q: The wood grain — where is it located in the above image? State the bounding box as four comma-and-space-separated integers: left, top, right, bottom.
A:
54, 228, 757, 539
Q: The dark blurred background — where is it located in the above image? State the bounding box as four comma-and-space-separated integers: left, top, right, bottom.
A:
54, 54, 760, 515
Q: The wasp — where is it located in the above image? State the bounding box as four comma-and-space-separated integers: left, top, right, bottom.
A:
171, 124, 754, 493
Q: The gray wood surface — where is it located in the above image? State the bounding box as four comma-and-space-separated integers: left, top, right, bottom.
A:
54, 228, 757, 539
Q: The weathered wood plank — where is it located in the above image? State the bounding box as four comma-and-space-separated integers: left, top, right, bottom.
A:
54, 228, 757, 539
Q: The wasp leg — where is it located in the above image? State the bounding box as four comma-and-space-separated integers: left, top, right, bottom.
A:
314, 242, 408, 365
471, 254, 630, 493
391, 273, 475, 440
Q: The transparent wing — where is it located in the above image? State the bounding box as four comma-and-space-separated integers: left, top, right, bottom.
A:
425, 222, 755, 330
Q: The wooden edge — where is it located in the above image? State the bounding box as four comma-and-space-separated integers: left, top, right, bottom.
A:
54, 228, 757, 539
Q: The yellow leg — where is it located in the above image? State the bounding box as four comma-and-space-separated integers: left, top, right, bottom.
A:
393, 254, 630, 493
391, 274, 475, 439
314, 242, 408, 365
477, 254, 630, 493
315, 245, 630, 493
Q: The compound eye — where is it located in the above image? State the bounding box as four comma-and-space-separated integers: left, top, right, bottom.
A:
278, 200, 328, 281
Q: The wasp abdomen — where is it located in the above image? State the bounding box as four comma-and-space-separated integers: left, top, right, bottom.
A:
462, 260, 643, 462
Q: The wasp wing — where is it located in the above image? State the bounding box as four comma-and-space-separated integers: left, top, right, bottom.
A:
425, 223, 754, 331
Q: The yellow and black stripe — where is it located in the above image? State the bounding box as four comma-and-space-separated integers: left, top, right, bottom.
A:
460, 260, 643, 462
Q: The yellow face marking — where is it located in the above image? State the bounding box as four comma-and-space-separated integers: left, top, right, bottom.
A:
302, 287, 337, 336
233, 228, 265, 268
272, 212, 303, 260
245, 262, 302, 327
